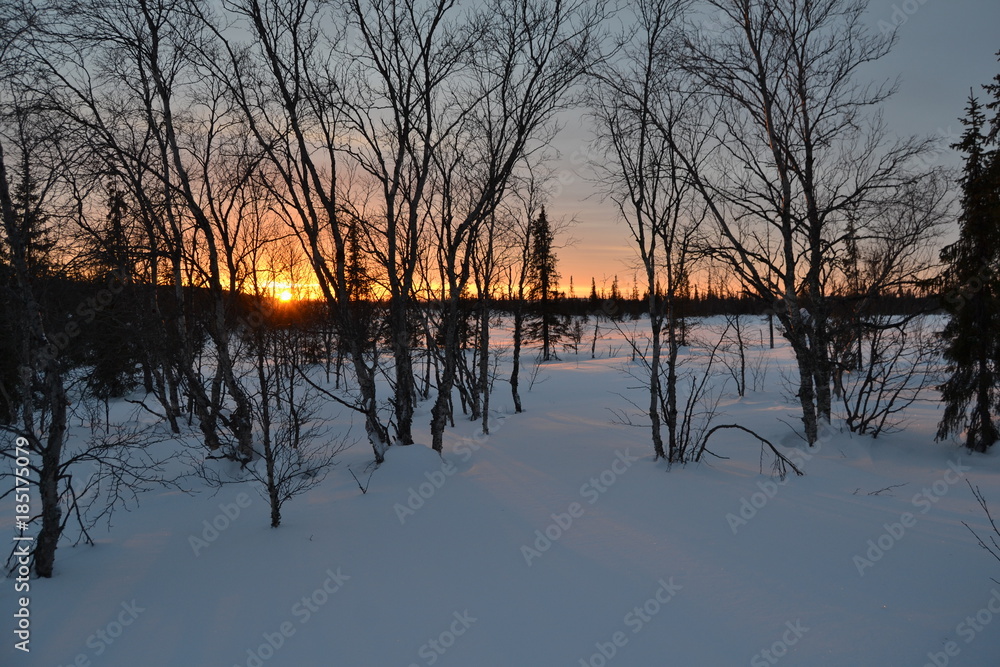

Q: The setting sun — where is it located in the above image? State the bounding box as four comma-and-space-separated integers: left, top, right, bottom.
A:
278, 289, 294, 302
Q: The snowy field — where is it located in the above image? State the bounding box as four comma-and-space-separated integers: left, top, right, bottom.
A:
4, 316, 1000, 667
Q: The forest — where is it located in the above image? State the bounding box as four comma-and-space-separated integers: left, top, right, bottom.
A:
2, 0, 1000, 664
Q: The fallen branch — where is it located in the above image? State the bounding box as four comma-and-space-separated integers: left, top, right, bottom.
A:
349, 467, 375, 495
696, 424, 804, 479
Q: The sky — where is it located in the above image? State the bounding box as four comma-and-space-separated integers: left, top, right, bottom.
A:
548, 0, 1000, 295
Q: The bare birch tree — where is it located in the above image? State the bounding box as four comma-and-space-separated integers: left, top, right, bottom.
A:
424, 0, 606, 452
675, 0, 943, 444
187, 0, 392, 460
589, 0, 703, 462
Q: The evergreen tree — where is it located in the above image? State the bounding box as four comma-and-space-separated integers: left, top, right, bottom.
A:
10, 171, 54, 277
346, 218, 370, 300
0, 257, 19, 424
0, 169, 54, 418
988, 51, 1000, 145
342, 217, 382, 354
85, 185, 146, 397
526, 208, 567, 360
937, 93, 1000, 452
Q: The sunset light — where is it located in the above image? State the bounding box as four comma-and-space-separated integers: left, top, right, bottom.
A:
259, 278, 323, 302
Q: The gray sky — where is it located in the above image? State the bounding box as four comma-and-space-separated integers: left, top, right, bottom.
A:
874, 0, 999, 139
552, 0, 1000, 291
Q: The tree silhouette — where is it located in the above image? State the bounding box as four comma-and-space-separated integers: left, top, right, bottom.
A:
937, 92, 1000, 452
526, 208, 566, 361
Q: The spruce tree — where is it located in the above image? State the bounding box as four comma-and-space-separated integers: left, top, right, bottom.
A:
10, 172, 54, 277
0, 171, 54, 417
86, 186, 146, 397
526, 208, 566, 360
936, 92, 1000, 452
0, 256, 19, 423
346, 218, 371, 300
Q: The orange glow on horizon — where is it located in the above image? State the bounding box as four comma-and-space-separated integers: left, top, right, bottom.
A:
256, 278, 323, 302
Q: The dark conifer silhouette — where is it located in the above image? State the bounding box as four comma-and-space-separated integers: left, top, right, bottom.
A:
937, 90, 1000, 452
525, 208, 567, 361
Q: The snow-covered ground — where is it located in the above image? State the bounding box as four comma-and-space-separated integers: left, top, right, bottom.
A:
4, 316, 1000, 666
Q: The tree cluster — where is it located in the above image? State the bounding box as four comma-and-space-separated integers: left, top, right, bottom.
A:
0, 0, 604, 576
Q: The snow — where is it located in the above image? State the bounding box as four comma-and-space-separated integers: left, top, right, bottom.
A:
4, 316, 1000, 666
